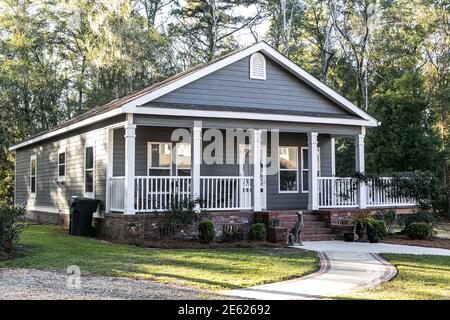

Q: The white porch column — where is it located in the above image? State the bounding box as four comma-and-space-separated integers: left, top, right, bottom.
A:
252, 129, 262, 212
331, 137, 336, 177
355, 132, 367, 209
124, 116, 136, 215
191, 122, 202, 200
105, 128, 114, 213
308, 132, 319, 210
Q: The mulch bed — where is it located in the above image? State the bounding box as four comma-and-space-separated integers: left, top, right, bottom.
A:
98, 237, 288, 249
382, 235, 450, 250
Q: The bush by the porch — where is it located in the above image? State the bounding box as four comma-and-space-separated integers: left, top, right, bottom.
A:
198, 220, 215, 243
367, 220, 387, 238
249, 223, 267, 241
405, 222, 432, 240
0, 204, 25, 258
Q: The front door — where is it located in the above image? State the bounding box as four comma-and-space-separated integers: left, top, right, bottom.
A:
239, 144, 267, 210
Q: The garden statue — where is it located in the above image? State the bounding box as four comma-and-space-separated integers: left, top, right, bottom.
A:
288, 211, 304, 245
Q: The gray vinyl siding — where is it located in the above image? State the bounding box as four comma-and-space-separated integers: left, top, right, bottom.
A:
265, 133, 332, 210
111, 126, 333, 210
112, 127, 241, 177
155, 54, 352, 117
14, 115, 125, 212
113, 128, 125, 176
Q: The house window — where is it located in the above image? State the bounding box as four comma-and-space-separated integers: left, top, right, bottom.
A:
148, 142, 172, 176
176, 143, 191, 176
250, 52, 266, 80
58, 149, 66, 182
301, 147, 321, 193
84, 145, 95, 197
279, 146, 298, 192
30, 155, 37, 196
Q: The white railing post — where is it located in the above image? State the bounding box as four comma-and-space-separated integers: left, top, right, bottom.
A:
124, 115, 136, 215
252, 129, 262, 211
192, 122, 202, 202
355, 132, 367, 209
308, 132, 319, 210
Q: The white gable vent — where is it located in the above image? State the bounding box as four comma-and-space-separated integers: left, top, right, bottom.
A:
250, 52, 266, 80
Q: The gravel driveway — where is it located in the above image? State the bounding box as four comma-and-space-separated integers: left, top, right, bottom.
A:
0, 268, 224, 300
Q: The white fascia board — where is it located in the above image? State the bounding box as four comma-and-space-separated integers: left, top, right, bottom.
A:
9, 109, 124, 151
128, 106, 378, 127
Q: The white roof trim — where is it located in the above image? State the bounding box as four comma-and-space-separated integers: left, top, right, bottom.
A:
9, 109, 123, 151
122, 42, 378, 124
128, 106, 378, 127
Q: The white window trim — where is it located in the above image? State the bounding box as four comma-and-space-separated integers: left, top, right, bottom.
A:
30, 155, 37, 197
278, 146, 299, 193
175, 143, 191, 176
147, 142, 173, 176
57, 148, 66, 182
84, 143, 95, 198
301, 147, 321, 193
249, 52, 266, 80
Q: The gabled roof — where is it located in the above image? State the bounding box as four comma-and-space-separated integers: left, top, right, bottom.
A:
10, 41, 378, 151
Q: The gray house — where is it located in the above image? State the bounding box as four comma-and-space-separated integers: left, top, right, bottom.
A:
10, 42, 414, 239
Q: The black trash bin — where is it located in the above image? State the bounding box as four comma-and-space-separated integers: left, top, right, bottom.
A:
69, 197, 101, 236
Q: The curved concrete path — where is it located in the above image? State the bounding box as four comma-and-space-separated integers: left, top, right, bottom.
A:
222, 251, 396, 300
222, 242, 450, 300
301, 241, 450, 256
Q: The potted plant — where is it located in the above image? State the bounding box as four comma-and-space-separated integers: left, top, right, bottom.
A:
351, 211, 372, 242
366, 220, 387, 243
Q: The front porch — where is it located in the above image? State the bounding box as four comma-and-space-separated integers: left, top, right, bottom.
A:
105, 119, 416, 214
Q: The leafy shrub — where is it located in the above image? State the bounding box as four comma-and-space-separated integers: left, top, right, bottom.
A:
198, 220, 215, 243
164, 197, 205, 226
406, 222, 432, 240
249, 223, 267, 241
162, 197, 205, 238
0, 204, 25, 256
367, 219, 387, 238
374, 209, 396, 234
390, 171, 444, 213
404, 211, 437, 228
351, 210, 372, 224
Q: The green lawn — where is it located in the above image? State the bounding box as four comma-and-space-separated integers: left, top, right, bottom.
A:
0, 225, 318, 291
339, 254, 450, 300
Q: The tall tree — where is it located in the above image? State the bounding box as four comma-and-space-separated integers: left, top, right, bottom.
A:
170, 0, 263, 63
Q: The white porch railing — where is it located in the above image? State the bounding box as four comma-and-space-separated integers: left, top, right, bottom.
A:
135, 176, 192, 212
367, 177, 415, 207
108, 176, 253, 212
318, 177, 358, 208
109, 175, 416, 213
200, 176, 253, 210
109, 177, 125, 212
318, 176, 416, 208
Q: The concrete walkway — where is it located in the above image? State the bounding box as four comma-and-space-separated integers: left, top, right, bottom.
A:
222, 251, 396, 300
300, 241, 450, 256
222, 241, 450, 300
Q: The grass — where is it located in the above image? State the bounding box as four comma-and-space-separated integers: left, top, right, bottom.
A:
339, 254, 450, 300
0, 224, 318, 291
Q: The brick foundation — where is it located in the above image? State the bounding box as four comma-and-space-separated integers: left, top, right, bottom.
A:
24, 206, 416, 242
24, 210, 69, 228
93, 211, 254, 241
